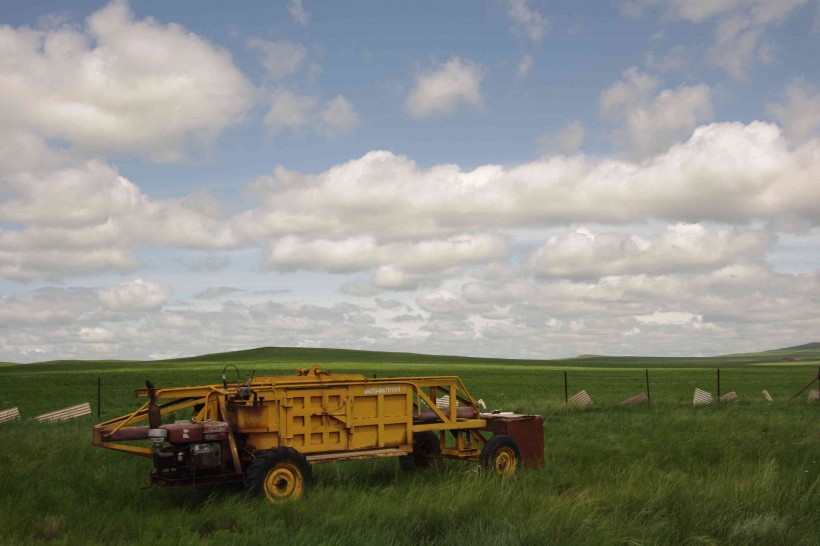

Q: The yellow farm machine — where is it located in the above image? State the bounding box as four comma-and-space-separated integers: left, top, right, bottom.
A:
93, 365, 543, 503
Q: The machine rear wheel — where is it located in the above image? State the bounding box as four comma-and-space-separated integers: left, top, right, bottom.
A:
480, 435, 520, 476
244, 447, 313, 503
399, 431, 442, 470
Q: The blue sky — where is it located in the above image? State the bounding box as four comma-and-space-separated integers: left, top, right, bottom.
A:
1, 0, 820, 362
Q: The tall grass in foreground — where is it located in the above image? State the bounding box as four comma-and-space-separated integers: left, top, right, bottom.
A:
0, 402, 817, 545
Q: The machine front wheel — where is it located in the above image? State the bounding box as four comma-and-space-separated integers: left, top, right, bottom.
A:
480, 434, 520, 476
244, 447, 313, 503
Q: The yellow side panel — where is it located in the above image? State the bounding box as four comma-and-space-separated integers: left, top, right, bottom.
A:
348, 384, 412, 450
383, 423, 408, 445
350, 426, 378, 449
353, 396, 377, 418
246, 432, 280, 450
284, 387, 350, 453
233, 405, 271, 433
383, 394, 406, 416
243, 383, 414, 454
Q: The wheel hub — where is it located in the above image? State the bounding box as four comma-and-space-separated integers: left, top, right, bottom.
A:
264, 463, 304, 501
494, 447, 518, 475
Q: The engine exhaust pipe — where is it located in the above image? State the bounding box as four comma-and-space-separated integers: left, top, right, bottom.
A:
146, 379, 162, 429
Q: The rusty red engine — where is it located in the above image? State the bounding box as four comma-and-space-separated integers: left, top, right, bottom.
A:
104, 420, 232, 484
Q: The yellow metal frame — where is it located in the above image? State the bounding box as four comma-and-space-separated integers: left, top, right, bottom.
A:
93, 367, 490, 468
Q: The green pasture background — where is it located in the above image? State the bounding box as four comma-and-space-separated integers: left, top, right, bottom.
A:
0, 345, 818, 545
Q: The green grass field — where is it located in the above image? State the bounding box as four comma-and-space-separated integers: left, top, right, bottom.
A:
0, 346, 818, 545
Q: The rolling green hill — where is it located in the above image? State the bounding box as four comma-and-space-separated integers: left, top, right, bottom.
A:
169, 342, 820, 366
4, 341, 820, 370
764, 342, 820, 355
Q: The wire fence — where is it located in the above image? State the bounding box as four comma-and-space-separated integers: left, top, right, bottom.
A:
553, 367, 820, 407
468, 366, 820, 410
1, 365, 818, 423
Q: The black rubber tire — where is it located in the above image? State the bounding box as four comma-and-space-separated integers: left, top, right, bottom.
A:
399, 431, 442, 470
244, 447, 313, 503
480, 434, 520, 476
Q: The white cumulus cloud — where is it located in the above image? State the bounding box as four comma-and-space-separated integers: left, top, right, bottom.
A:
517, 53, 534, 77
264, 89, 319, 134
600, 68, 713, 158
767, 79, 820, 144
265, 90, 359, 137
78, 327, 115, 343
636, 311, 701, 326
0, 160, 142, 228
0, 152, 238, 281
506, 0, 549, 42
233, 122, 820, 247
98, 279, 172, 311
320, 95, 361, 136
264, 234, 509, 275
288, 0, 310, 25
247, 38, 309, 80
0, 0, 254, 162
536, 121, 585, 156
526, 224, 773, 279
627, 0, 810, 80
405, 57, 484, 118
266, 236, 380, 273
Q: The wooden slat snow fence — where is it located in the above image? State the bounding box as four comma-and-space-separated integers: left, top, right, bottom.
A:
34, 402, 91, 423
567, 390, 593, 407
693, 388, 713, 405
620, 393, 648, 406
0, 407, 20, 424
436, 394, 486, 410
694, 389, 737, 405
719, 391, 738, 403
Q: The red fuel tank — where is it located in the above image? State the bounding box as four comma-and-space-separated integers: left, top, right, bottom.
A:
479, 413, 544, 468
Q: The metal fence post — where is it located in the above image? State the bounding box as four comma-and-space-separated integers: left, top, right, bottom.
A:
563, 371, 568, 403
645, 369, 650, 406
